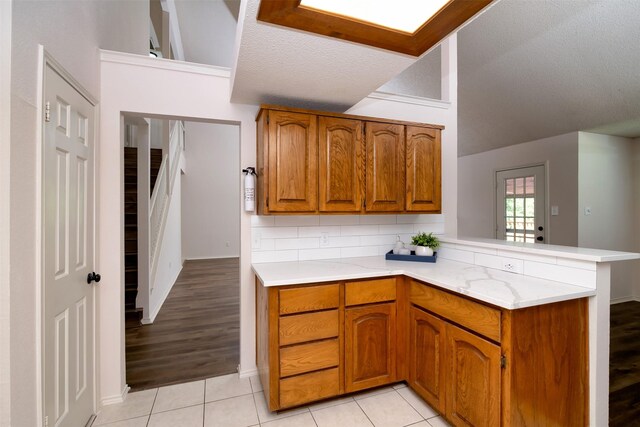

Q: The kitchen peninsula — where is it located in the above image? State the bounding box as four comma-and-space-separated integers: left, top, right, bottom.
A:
253, 236, 639, 426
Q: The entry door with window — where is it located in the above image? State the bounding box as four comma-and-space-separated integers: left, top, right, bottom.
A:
496, 165, 545, 243
43, 63, 96, 427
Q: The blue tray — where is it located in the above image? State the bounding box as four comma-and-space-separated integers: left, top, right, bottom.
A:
385, 250, 437, 263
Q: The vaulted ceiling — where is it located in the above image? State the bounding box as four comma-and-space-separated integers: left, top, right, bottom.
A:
173, 0, 640, 156
456, 0, 640, 156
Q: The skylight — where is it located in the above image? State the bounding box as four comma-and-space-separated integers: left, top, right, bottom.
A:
299, 0, 451, 34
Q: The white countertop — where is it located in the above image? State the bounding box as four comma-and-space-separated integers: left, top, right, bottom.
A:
441, 235, 640, 262
252, 256, 596, 310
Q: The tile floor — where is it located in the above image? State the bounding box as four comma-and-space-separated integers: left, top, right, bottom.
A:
92, 373, 452, 427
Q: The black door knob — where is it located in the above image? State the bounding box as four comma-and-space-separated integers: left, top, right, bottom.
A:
87, 272, 101, 284
538, 226, 544, 231
536, 236, 544, 242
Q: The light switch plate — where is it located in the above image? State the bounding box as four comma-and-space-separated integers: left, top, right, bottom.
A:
551, 205, 559, 216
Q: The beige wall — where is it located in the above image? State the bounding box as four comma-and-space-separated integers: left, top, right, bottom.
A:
7, 1, 148, 424
458, 132, 579, 246
578, 132, 640, 301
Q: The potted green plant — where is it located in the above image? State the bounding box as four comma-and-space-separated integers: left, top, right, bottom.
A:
410, 232, 440, 256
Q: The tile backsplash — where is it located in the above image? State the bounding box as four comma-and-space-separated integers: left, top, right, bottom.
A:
251, 214, 445, 263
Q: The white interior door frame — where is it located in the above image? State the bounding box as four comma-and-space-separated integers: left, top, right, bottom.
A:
37, 45, 99, 426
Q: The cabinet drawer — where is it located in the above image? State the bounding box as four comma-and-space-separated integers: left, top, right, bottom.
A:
280, 339, 339, 377
345, 278, 396, 306
279, 310, 339, 346
410, 280, 501, 342
279, 368, 339, 408
279, 283, 339, 315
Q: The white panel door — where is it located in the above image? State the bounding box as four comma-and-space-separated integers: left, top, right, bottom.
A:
496, 165, 546, 243
44, 64, 96, 427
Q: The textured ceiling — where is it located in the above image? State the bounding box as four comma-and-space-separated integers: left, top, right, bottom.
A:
173, 0, 640, 154
230, 0, 417, 111
457, 0, 640, 156
378, 45, 441, 100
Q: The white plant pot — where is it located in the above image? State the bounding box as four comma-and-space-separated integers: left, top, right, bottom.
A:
415, 246, 434, 257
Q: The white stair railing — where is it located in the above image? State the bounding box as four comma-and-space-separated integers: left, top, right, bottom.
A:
149, 121, 184, 288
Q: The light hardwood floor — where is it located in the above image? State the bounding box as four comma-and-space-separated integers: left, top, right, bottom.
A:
125, 258, 240, 391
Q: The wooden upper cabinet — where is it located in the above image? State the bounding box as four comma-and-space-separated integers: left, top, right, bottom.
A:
365, 122, 405, 212
266, 110, 318, 212
406, 126, 441, 212
318, 117, 364, 212
256, 106, 444, 215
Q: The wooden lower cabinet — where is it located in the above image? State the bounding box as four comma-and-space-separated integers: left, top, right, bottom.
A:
256, 277, 588, 425
446, 323, 501, 427
345, 303, 397, 392
409, 307, 446, 413
410, 306, 500, 427
279, 368, 340, 408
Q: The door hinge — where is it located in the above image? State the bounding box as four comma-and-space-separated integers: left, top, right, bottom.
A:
44, 416, 49, 427
500, 355, 507, 369
44, 102, 51, 122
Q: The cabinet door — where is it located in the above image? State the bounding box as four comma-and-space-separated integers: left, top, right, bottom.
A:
406, 126, 441, 212
267, 110, 318, 212
365, 123, 405, 212
446, 324, 501, 427
318, 117, 364, 212
409, 307, 446, 414
345, 303, 396, 392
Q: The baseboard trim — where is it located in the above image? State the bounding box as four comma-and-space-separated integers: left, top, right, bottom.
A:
144, 265, 184, 324
101, 384, 130, 406
185, 256, 240, 261
610, 296, 640, 305
238, 366, 258, 378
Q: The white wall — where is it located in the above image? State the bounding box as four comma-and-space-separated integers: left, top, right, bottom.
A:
635, 139, 640, 299
378, 45, 441, 100
349, 35, 458, 237
182, 122, 240, 260
98, 40, 459, 405
99, 52, 258, 405
458, 132, 579, 246
150, 119, 164, 149
8, 1, 147, 424
148, 167, 184, 322
0, 1, 12, 423
578, 132, 639, 302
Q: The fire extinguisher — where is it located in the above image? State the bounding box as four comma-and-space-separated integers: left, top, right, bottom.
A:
242, 167, 256, 212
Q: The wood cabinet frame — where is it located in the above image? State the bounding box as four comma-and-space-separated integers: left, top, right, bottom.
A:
256, 105, 443, 215
256, 275, 588, 426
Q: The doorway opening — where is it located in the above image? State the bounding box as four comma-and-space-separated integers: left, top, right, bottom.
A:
122, 115, 241, 390
495, 165, 546, 243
